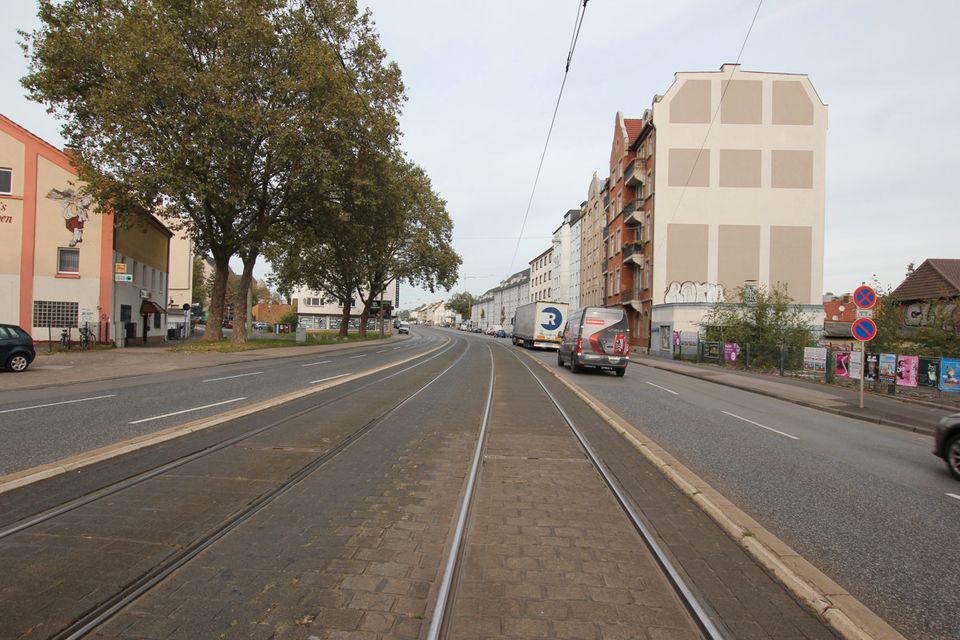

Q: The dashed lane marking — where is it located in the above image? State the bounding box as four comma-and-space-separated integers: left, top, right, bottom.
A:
0, 395, 116, 414
300, 360, 332, 367
129, 398, 246, 425
645, 381, 678, 395
310, 373, 350, 385
350, 354, 367, 359
203, 371, 263, 383
947, 493, 960, 502
721, 410, 800, 440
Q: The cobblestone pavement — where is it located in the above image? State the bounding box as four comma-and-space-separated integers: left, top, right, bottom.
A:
446, 346, 702, 640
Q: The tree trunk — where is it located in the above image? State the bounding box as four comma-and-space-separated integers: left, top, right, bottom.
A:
204, 253, 230, 341
232, 258, 256, 344
339, 301, 351, 338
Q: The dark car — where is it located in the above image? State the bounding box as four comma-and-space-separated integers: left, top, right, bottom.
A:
222, 319, 233, 329
557, 306, 629, 377
934, 412, 960, 480
0, 324, 36, 373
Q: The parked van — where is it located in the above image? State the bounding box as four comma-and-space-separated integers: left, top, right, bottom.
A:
557, 307, 629, 377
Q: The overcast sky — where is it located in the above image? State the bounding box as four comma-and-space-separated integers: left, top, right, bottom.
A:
4, 1, 958, 310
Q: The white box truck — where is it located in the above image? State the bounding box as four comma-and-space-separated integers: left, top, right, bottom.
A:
511, 301, 569, 349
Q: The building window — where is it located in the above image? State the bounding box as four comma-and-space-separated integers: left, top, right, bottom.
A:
57, 248, 80, 274
0, 168, 11, 194
616, 229, 622, 254
33, 300, 79, 328
121, 304, 132, 323
615, 268, 621, 293
154, 312, 162, 329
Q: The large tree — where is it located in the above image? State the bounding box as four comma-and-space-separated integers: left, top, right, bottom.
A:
21, 0, 403, 342
447, 292, 476, 320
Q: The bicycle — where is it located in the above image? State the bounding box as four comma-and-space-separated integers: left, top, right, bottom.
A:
78, 326, 94, 349
59, 328, 71, 350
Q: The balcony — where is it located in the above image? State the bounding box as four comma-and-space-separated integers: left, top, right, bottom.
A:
623, 199, 643, 225
602, 223, 609, 240
623, 242, 644, 266
624, 159, 643, 188
602, 191, 610, 209
620, 287, 644, 312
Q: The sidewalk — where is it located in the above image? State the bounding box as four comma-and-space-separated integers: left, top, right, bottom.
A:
1, 334, 408, 392
632, 355, 954, 435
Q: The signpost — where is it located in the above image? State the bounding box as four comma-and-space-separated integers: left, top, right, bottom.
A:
852, 284, 878, 408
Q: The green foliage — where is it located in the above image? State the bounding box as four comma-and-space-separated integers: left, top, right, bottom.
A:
278, 310, 299, 328
447, 292, 476, 319
702, 284, 815, 353
913, 299, 960, 356
191, 257, 209, 310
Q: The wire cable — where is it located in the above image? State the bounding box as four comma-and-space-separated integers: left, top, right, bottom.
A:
508, 0, 590, 276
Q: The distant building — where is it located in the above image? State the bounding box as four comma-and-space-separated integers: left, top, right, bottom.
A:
891, 259, 960, 329
579, 174, 605, 307
528, 247, 552, 302
471, 269, 530, 332
251, 302, 293, 324
293, 280, 396, 331
568, 208, 583, 307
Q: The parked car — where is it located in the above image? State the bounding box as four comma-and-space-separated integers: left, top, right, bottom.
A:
934, 412, 960, 480
222, 319, 233, 329
197, 317, 206, 326
495, 329, 506, 338
557, 306, 629, 377
0, 324, 36, 373
397, 322, 410, 334
472, 327, 483, 333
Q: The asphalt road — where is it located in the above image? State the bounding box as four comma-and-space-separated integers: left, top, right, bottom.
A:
0, 331, 443, 475
523, 340, 959, 640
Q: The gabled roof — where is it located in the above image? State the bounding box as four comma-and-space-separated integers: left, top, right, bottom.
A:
891, 259, 960, 301
624, 118, 643, 145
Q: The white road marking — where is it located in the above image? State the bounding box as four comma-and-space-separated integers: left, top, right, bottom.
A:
645, 382, 678, 395
300, 360, 332, 367
350, 355, 367, 359
721, 411, 799, 440
393, 347, 401, 350
947, 493, 960, 502
203, 371, 263, 383
0, 394, 116, 414
129, 398, 246, 425
310, 373, 350, 385
376, 350, 387, 353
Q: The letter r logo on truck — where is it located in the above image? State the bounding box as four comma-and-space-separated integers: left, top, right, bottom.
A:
541, 307, 563, 331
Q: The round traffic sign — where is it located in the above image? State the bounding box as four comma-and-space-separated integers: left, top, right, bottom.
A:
853, 285, 877, 309
851, 317, 877, 342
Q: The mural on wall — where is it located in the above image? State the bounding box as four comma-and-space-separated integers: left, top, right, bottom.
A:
663, 281, 726, 304
47, 188, 92, 247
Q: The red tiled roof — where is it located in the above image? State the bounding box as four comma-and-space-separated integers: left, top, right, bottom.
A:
891, 259, 960, 301
823, 297, 857, 322
624, 118, 643, 145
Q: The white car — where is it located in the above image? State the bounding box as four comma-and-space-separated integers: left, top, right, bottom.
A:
397, 322, 410, 334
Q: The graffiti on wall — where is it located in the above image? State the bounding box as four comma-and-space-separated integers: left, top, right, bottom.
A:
47, 188, 93, 247
664, 281, 726, 304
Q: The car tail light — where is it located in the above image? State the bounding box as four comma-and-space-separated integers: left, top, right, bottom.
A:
576, 336, 582, 355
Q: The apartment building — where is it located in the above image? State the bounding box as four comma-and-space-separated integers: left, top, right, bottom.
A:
471, 269, 530, 332
294, 280, 397, 331
528, 248, 552, 302
579, 174, 605, 308
568, 208, 583, 307
551, 217, 571, 305
646, 64, 827, 354
603, 112, 644, 346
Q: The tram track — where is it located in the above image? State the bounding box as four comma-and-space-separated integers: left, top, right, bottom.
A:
1, 335, 470, 640
427, 340, 725, 639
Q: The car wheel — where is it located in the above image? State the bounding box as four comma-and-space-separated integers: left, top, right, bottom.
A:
615, 368, 626, 378
570, 359, 582, 374
6, 353, 30, 373
947, 432, 960, 481
557, 352, 564, 367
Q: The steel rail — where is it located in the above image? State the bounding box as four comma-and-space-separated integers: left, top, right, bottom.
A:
426, 345, 495, 640
509, 349, 727, 640
0, 334, 455, 540
52, 336, 473, 640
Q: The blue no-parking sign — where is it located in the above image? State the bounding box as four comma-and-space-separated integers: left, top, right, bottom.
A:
852, 317, 877, 342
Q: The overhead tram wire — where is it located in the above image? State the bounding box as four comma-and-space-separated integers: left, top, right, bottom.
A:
507, 0, 590, 275
667, 0, 764, 224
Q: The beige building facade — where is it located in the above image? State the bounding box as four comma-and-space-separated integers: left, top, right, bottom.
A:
528, 247, 552, 302
579, 174, 605, 308
648, 65, 827, 353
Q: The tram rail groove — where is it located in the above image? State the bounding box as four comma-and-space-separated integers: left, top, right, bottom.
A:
0, 337, 456, 539
48, 337, 473, 640
506, 347, 727, 640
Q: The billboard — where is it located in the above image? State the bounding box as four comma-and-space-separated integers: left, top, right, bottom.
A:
918, 357, 940, 388
895, 355, 919, 388
942, 358, 960, 393
803, 347, 827, 372
879, 353, 897, 384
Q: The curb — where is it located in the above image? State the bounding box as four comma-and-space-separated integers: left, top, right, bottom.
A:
633, 358, 935, 436
5, 334, 412, 392
0, 336, 444, 495
522, 350, 906, 640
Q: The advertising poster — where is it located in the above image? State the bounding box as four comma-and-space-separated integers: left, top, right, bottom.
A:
879, 353, 897, 383
803, 347, 827, 372
864, 353, 880, 381
724, 342, 740, 362
849, 350, 862, 380
835, 351, 851, 378
895, 355, 919, 388
918, 357, 940, 388
941, 358, 960, 393
703, 341, 721, 360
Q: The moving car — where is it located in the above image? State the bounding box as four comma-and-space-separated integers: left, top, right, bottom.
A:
397, 322, 410, 334
495, 328, 506, 338
934, 412, 960, 480
0, 324, 36, 373
557, 306, 629, 377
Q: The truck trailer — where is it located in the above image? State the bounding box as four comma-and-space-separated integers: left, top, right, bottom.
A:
511, 301, 569, 349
